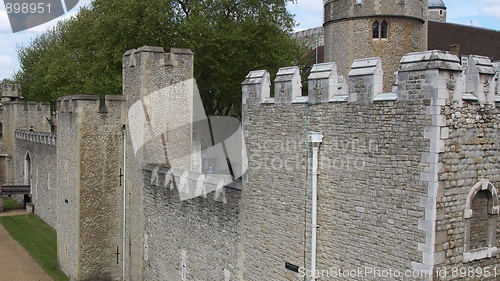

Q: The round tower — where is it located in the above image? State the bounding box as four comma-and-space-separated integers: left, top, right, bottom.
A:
324, 0, 428, 91
428, 0, 446, 22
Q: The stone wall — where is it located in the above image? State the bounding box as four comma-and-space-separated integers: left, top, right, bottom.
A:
57, 95, 126, 281
122, 46, 195, 281
241, 50, 500, 280
56, 97, 81, 280
242, 83, 429, 281
141, 166, 241, 281
0, 101, 51, 185
14, 130, 57, 228
435, 101, 500, 279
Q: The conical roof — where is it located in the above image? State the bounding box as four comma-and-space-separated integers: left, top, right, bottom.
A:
429, 0, 446, 9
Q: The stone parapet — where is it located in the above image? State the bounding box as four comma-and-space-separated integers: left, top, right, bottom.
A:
465, 55, 497, 104
348, 57, 383, 103
308, 62, 339, 103
144, 164, 235, 204
15, 130, 56, 146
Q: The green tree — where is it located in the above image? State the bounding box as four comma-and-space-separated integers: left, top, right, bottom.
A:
15, 0, 306, 115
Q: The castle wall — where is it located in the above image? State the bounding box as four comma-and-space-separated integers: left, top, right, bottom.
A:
141, 166, 241, 281
56, 97, 81, 280
241, 50, 500, 280
241, 94, 429, 280
436, 101, 500, 278
122, 46, 195, 281
0, 102, 51, 185
14, 131, 57, 228
57, 95, 126, 281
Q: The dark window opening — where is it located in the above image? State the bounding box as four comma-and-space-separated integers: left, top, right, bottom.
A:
373, 21, 380, 39
381, 21, 388, 38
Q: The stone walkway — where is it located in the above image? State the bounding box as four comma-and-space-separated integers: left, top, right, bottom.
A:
0, 210, 53, 281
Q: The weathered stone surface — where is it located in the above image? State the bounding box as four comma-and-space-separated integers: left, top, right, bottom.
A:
14, 131, 56, 228
56, 95, 126, 281
142, 168, 241, 281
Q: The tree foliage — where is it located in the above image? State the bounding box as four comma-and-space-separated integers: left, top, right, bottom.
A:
14, 0, 306, 115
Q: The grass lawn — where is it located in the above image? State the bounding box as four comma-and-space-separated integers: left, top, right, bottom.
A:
0, 214, 69, 281
2, 197, 22, 208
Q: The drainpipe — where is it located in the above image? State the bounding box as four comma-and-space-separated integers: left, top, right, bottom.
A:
308, 132, 323, 281
122, 125, 127, 281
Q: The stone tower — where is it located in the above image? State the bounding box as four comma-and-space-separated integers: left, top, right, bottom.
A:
323, 0, 428, 91
428, 0, 447, 22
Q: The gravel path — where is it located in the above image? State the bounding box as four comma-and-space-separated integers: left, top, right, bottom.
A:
0, 210, 53, 281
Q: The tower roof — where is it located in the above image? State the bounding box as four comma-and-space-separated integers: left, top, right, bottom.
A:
429, 0, 446, 9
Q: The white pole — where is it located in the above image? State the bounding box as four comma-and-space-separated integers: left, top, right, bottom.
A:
308, 132, 323, 281
122, 126, 127, 281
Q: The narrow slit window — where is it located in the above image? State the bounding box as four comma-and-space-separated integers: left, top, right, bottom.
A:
373, 21, 380, 39
381, 21, 388, 38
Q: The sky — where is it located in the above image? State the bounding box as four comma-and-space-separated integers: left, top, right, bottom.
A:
0, 0, 499, 80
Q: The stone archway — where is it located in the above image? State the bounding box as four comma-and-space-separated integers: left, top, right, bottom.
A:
463, 179, 499, 263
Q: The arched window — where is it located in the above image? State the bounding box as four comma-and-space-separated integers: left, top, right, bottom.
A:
372, 21, 380, 39
463, 179, 499, 263
24, 152, 32, 186
381, 21, 388, 38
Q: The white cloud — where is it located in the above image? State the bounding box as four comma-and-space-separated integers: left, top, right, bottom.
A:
0, 54, 18, 79
479, 6, 500, 18
288, 0, 324, 31
0, 10, 11, 32
0, 54, 15, 65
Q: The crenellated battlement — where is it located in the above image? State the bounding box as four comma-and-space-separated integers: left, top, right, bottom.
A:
15, 130, 56, 146
1, 84, 22, 101
57, 94, 126, 114
242, 50, 499, 108
143, 164, 239, 204
0, 100, 50, 112
122, 46, 194, 69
